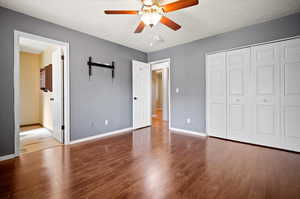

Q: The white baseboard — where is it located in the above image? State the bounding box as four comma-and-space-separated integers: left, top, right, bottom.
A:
170, 127, 207, 137
70, 127, 133, 145
0, 154, 16, 161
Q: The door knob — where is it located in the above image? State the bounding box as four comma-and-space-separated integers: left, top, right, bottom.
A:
50, 98, 54, 101
134, 97, 138, 100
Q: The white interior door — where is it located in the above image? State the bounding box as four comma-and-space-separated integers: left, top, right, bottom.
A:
206, 52, 227, 138
281, 38, 300, 152
132, 60, 151, 129
52, 48, 64, 143
251, 43, 281, 148
226, 48, 251, 142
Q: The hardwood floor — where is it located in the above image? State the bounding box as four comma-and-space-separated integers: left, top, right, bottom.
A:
20, 124, 43, 132
1, 121, 300, 199
152, 108, 165, 127
20, 125, 61, 154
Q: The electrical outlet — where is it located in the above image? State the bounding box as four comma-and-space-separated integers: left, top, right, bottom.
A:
187, 118, 191, 124
105, 120, 109, 126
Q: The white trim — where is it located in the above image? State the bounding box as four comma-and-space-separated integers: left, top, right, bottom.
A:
151, 59, 170, 70
70, 127, 133, 144
205, 54, 208, 135
150, 58, 171, 65
149, 58, 171, 129
206, 35, 300, 56
170, 127, 207, 137
14, 30, 71, 158
14, 31, 20, 157
0, 154, 16, 161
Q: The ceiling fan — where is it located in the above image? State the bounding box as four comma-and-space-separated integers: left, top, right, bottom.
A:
104, 0, 199, 33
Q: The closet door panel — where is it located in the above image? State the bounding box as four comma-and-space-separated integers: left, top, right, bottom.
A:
281, 38, 300, 152
229, 104, 244, 131
227, 48, 251, 142
252, 44, 281, 148
256, 105, 275, 135
256, 66, 274, 95
229, 70, 244, 95
206, 53, 227, 138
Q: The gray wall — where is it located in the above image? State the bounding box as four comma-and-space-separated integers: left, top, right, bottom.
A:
0, 7, 147, 156
148, 13, 300, 133
1, 6, 300, 156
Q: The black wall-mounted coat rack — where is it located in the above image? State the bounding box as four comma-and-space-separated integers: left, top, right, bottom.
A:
87, 56, 115, 78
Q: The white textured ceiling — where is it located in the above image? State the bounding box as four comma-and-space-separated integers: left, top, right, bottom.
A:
1, 0, 300, 52
19, 37, 52, 54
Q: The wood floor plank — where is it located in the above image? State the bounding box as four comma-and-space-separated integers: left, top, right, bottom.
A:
0, 120, 300, 199
20, 126, 61, 154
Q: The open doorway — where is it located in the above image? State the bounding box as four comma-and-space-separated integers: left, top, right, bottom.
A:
14, 31, 70, 155
151, 60, 170, 127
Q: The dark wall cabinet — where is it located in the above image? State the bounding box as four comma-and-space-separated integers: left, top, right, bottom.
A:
40, 64, 52, 92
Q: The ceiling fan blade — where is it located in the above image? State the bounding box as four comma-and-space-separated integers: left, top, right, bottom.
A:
104, 10, 139, 15
160, 16, 181, 31
134, 21, 146, 33
161, 0, 199, 13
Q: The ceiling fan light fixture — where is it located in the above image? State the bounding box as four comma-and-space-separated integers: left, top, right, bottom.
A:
143, 0, 154, 6
141, 12, 162, 27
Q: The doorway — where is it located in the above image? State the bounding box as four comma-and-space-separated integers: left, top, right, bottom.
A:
14, 31, 70, 156
151, 60, 170, 127
132, 59, 170, 129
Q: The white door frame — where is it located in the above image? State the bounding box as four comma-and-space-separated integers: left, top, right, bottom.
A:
14, 30, 70, 157
149, 58, 171, 129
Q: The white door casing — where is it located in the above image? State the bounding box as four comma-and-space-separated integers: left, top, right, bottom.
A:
226, 48, 251, 142
52, 49, 64, 143
206, 52, 227, 138
251, 43, 281, 148
13, 30, 70, 158
132, 60, 151, 129
281, 38, 300, 151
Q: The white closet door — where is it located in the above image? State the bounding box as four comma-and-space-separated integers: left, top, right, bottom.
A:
226, 48, 251, 142
251, 43, 281, 148
206, 52, 227, 138
281, 38, 300, 152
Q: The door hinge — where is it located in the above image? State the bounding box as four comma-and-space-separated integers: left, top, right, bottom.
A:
61, 125, 65, 130
61, 55, 65, 60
